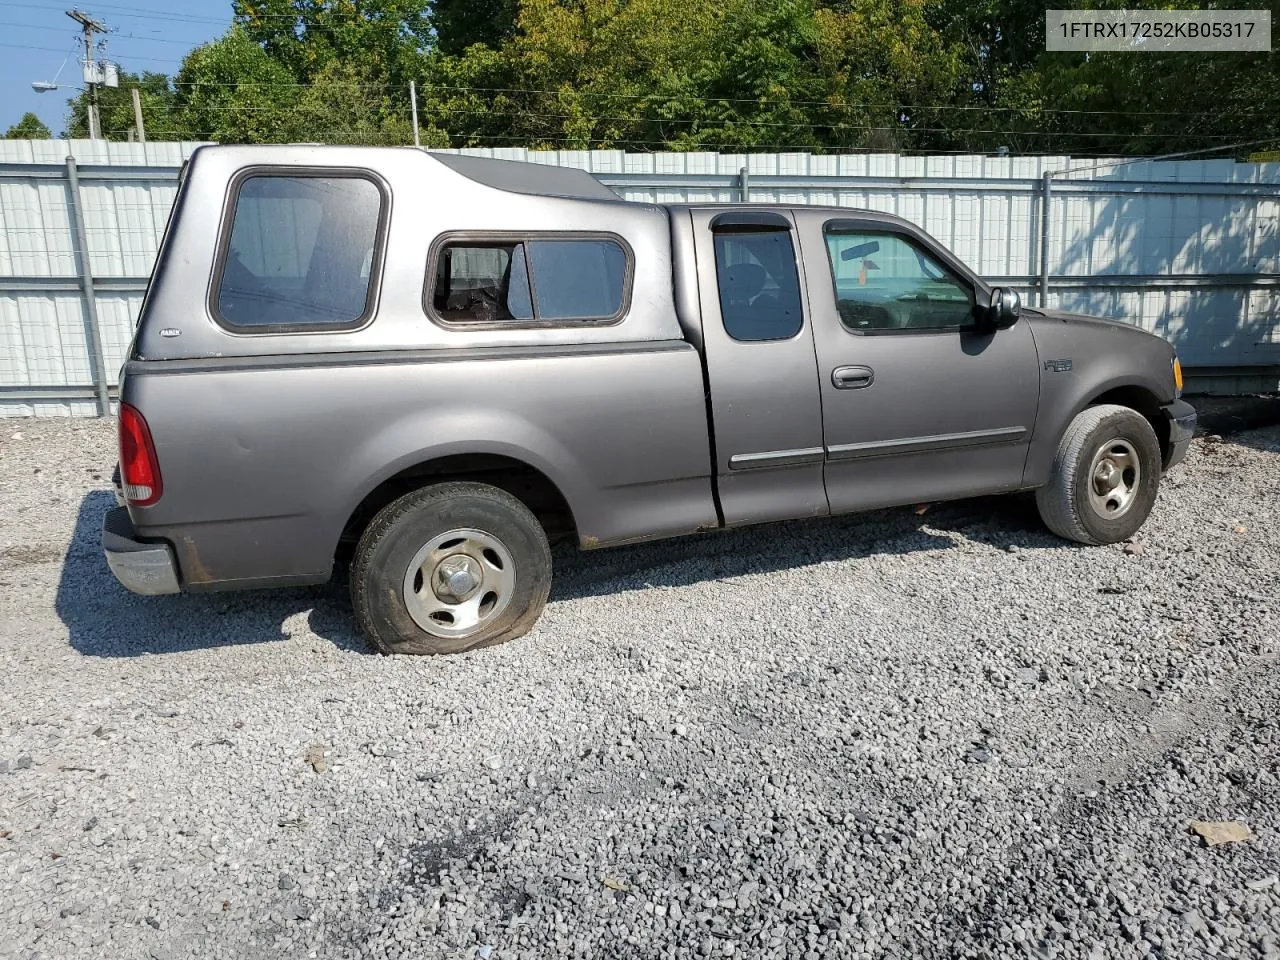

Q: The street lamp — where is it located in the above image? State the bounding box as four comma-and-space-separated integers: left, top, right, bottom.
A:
33, 52, 72, 95
30, 13, 117, 139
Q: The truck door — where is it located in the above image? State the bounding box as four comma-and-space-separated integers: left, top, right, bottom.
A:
691, 210, 828, 526
794, 213, 1040, 515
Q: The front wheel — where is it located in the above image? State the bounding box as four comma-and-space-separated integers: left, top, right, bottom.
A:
1035, 404, 1163, 545
350, 481, 552, 655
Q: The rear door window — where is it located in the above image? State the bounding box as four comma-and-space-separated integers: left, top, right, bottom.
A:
713, 230, 804, 342
214, 173, 384, 331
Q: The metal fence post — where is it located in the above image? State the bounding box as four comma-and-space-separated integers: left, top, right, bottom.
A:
1039, 172, 1052, 308
65, 156, 111, 417
739, 166, 750, 202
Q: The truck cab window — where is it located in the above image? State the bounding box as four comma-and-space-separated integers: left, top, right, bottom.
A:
825, 230, 975, 332
713, 230, 803, 342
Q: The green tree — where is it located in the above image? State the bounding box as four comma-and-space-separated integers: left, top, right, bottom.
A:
171, 27, 298, 143
431, 0, 519, 54
1022, 44, 1280, 156
929, 0, 1280, 155
287, 58, 444, 144
4, 112, 52, 139
422, 0, 968, 153
232, 0, 431, 85
924, 0, 1046, 102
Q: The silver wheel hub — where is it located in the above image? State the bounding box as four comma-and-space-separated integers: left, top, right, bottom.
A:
435, 555, 481, 601
402, 528, 516, 639
1087, 438, 1141, 520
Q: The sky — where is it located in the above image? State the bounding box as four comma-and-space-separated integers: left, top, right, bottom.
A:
2, 1, 233, 136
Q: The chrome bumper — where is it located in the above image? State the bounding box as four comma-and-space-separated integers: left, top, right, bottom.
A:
102, 506, 180, 595
1162, 399, 1197, 470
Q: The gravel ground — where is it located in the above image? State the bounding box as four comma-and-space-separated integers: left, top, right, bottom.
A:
1, 419, 1278, 960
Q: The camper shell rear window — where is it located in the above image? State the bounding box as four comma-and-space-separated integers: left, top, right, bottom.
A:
211, 168, 388, 333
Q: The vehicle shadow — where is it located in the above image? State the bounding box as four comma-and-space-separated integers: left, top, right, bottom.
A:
56, 490, 364, 658
1189, 394, 1280, 455
57, 488, 1065, 657
548, 491, 1065, 604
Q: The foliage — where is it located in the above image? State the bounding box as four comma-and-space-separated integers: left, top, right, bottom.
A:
4, 112, 52, 139
47, 0, 1280, 157
420, 0, 968, 152
232, 0, 432, 85
432, 0, 519, 55
285, 59, 445, 145
170, 27, 298, 142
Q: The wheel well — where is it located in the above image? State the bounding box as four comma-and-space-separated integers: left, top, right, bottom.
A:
1089, 386, 1168, 457
337, 455, 577, 566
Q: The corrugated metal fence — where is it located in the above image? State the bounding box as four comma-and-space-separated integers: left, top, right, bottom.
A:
2, 139, 1278, 416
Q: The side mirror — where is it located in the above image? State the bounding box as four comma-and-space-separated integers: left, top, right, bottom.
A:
988, 287, 1021, 330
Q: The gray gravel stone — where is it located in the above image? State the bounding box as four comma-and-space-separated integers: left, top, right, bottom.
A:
0, 421, 1278, 960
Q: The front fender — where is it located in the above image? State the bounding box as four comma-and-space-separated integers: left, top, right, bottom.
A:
1023, 315, 1177, 486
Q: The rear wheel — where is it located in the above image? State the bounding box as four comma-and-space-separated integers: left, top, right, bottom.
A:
350, 481, 552, 655
1035, 404, 1162, 545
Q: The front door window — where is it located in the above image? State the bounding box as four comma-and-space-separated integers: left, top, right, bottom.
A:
824, 230, 975, 332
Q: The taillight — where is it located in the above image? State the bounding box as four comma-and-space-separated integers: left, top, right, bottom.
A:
118, 402, 163, 506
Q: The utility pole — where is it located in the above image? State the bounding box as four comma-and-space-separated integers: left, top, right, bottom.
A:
131, 86, 145, 143
68, 9, 107, 140
409, 80, 420, 148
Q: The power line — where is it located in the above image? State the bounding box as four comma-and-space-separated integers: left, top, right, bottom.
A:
141, 125, 1255, 159
169, 81, 398, 89
160, 99, 1267, 143
135, 113, 1264, 151
0, 40, 183, 64
6, 1, 235, 25
162, 77, 1280, 122
413, 82, 1280, 120
5, 2, 423, 30
152, 78, 1280, 124
0, 18, 208, 45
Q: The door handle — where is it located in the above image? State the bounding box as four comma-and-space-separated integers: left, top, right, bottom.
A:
832, 365, 875, 389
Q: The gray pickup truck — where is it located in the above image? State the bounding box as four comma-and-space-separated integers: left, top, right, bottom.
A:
104, 145, 1195, 655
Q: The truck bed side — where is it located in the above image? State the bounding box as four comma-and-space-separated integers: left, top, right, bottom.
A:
123, 342, 716, 589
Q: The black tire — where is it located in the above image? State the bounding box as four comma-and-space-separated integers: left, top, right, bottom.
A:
350, 481, 552, 655
1035, 403, 1163, 545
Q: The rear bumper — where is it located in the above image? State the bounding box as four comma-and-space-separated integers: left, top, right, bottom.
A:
111, 463, 125, 507
1162, 398, 1197, 470
102, 506, 181, 595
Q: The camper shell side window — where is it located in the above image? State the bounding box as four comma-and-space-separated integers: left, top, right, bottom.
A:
426, 232, 633, 329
